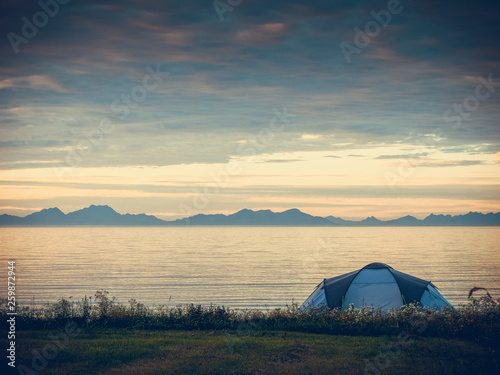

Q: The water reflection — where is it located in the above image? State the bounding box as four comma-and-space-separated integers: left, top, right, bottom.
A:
1, 227, 498, 309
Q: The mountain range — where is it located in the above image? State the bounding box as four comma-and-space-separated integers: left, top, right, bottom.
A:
1, 205, 499, 226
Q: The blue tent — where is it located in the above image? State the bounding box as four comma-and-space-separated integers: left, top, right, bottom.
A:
302, 263, 452, 311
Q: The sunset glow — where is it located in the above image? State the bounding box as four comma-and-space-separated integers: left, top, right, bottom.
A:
0, 0, 498, 220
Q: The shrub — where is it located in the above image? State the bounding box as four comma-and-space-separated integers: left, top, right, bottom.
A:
2, 289, 498, 345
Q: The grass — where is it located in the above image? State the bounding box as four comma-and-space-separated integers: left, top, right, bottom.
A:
13, 329, 498, 374
3, 290, 499, 374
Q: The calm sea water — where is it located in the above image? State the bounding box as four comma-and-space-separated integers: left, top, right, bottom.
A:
1, 227, 499, 309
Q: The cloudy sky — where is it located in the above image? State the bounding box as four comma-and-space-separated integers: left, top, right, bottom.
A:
0, 0, 499, 220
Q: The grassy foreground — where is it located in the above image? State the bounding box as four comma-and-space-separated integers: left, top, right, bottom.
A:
12, 329, 498, 374
3, 290, 499, 374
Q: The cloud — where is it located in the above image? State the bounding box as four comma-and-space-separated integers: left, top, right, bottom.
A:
301, 134, 323, 140
258, 159, 304, 163
0, 0, 499, 218
1, 182, 498, 206
417, 160, 486, 168
439, 144, 498, 154
0, 139, 71, 148
233, 23, 289, 46
0, 75, 69, 92
367, 48, 409, 62
375, 153, 429, 159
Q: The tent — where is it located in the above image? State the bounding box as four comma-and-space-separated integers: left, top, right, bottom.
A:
302, 263, 452, 311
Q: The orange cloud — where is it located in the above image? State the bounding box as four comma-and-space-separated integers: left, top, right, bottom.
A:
367, 48, 408, 62
234, 23, 288, 46
0, 75, 69, 93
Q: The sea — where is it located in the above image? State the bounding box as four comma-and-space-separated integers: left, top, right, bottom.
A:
1, 227, 499, 309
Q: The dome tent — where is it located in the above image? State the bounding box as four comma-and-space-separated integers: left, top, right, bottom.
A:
302, 263, 452, 311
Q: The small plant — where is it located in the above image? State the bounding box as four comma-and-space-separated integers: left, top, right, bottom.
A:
81, 295, 91, 320
94, 289, 115, 317
50, 297, 73, 319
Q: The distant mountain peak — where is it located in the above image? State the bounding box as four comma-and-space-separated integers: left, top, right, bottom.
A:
86, 204, 116, 211
33, 207, 64, 215
72, 205, 120, 216
30, 206, 63, 213
23, 206, 66, 225
235, 208, 254, 214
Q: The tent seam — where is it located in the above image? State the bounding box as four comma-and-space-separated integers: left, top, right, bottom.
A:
322, 278, 329, 306
388, 268, 406, 306
341, 270, 362, 308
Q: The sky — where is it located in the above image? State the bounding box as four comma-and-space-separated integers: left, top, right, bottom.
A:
0, 0, 499, 220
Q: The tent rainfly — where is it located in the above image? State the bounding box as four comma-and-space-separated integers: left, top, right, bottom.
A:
302, 263, 452, 311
